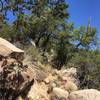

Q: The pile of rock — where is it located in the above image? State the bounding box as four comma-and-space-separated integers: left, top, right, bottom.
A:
27, 67, 78, 100
1, 38, 100, 100
45, 68, 100, 100
0, 37, 34, 99
46, 68, 78, 100
27, 66, 100, 100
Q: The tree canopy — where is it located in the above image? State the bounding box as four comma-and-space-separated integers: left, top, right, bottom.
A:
0, 0, 98, 69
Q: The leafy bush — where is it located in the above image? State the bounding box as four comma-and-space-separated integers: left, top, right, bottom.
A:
69, 50, 100, 90
25, 46, 43, 63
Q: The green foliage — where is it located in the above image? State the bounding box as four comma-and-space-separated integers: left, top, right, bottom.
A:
0, 21, 16, 39
69, 50, 100, 90
53, 27, 75, 69
0, 0, 69, 43
25, 46, 43, 63
73, 22, 97, 50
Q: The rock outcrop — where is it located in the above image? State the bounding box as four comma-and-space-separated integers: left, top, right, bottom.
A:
0, 37, 34, 99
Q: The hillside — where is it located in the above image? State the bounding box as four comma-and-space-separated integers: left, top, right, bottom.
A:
0, 37, 100, 100
0, 0, 100, 100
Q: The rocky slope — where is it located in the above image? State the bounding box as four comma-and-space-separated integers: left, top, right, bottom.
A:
1, 38, 100, 100
20, 65, 100, 100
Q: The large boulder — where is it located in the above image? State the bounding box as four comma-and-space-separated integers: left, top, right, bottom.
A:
0, 38, 34, 99
69, 89, 100, 100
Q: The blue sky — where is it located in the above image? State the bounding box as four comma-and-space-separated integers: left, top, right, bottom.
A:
67, 0, 100, 39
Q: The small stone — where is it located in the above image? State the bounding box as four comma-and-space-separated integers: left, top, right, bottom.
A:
64, 82, 78, 93
44, 78, 50, 84
51, 87, 69, 100
16, 96, 23, 100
